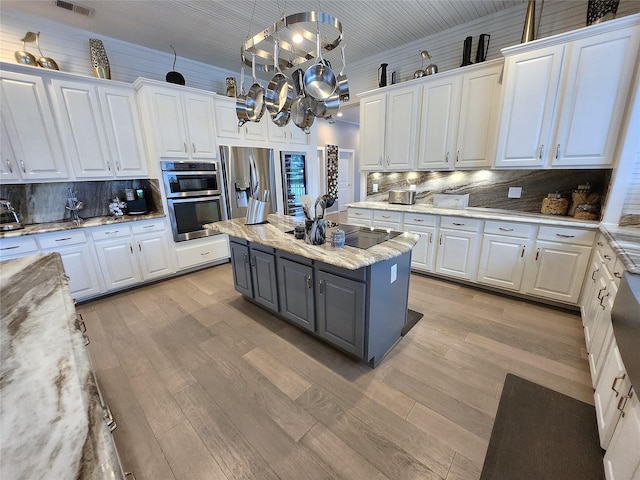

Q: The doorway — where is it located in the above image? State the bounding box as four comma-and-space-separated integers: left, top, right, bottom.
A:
337, 148, 354, 211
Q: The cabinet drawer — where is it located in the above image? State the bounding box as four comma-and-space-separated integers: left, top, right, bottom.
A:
176, 237, 230, 270
91, 226, 131, 241
131, 220, 165, 235
347, 208, 373, 222
403, 212, 437, 227
373, 210, 403, 224
0, 236, 38, 257
440, 216, 481, 232
38, 230, 87, 249
484, 220, 533, 238
538, 225, 595, 246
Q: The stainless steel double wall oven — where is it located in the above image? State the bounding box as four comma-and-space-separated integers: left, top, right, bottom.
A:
161, 161, 227, 242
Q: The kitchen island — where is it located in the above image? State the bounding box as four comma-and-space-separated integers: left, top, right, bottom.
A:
0, 253, 123, 479
206, 214, 420, 366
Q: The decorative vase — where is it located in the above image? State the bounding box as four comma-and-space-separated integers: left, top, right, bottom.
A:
587, 0, 620, 25
89, 39, 110, 79
226, 77, 237, 97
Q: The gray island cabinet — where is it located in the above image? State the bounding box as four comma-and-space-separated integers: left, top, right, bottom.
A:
209, 215, 419, 367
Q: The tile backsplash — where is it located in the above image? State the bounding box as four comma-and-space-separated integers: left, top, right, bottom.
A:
0, 179, 162, 224
366, 169, 611, 217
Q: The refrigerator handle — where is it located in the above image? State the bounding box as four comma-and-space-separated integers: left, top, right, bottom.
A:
249, 154, 258, 199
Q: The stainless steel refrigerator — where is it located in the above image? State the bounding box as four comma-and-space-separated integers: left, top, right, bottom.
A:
281, 151, 307, 216
220, 146, 277, 220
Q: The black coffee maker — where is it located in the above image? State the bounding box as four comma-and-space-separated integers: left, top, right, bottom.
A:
125, 188, 148, 215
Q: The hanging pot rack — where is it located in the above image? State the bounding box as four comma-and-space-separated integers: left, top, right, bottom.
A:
240, 11, 343, 72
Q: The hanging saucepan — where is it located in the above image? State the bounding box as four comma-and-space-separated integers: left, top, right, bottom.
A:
304, 32, 336, 101
272, 109, 291, 127
246, 54, 266, 122
265, 40, 294, 117
291, 69, 314, 131
166, 45, 185, 85
321, 93, 340, 119
336, 44, 349, 102
236, 65, 251, 127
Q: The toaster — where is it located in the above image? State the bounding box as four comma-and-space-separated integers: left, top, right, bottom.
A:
388, 190, 416, 205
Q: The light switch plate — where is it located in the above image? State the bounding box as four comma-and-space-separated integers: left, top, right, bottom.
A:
391, 264, 397, 283
372, 183, 379, 193
508, 187, 522, 198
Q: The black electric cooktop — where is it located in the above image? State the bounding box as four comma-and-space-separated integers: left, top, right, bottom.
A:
340, 224, 402, 249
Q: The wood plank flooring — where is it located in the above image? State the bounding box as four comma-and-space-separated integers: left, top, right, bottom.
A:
78, 261, 593, 480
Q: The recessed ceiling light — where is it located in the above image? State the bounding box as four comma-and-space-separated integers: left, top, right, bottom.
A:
292, 33, 303, 44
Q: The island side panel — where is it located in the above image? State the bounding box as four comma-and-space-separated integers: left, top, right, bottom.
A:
366, 250, 412, 366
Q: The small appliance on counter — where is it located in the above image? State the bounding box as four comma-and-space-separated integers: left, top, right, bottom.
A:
125, 188, 148, 215
0, 199, 23, 231
388, 189, 416, 205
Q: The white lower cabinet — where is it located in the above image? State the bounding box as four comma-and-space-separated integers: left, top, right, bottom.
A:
131, 221, 174, 280
175, 234, 230, 270
403, 213, 438, 272
435, 217, 482, 281
523, 226, 594, 303
477, 221, 533, 291
604, 391, 640, 480
0, 235, 39, 259
37, 230, 103, 300
372, 210, 402, 231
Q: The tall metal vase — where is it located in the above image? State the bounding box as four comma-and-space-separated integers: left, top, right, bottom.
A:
89, 39, 111, 79
521, 0, 537, 43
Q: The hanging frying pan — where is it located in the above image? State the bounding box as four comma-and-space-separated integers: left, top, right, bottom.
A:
246, 53, 266, 122
166, 45, 185, 85
265, 40, 294, 117
236, 66, 251, 126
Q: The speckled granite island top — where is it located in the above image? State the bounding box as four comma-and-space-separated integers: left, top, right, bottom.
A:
0, 212, 165, 238
205, 214, 420, 270
0, 253, 123, 479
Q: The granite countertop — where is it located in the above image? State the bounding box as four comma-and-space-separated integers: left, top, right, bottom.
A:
600, 224, 640, 275
346, 201, 600, 229
0, 212, 166, 239
205, 214, 420, 270
0, 253, 123, 479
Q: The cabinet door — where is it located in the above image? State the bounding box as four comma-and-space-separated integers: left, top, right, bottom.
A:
435, 228, 480, 281
588, 293, 614, 388
230, 242, 253, 297
183, 92, 218, 159
98, 84, 148, 177
552, 26, 640, 167
405, 224, 436, 272
0, 72, 68, 180
417, 76, 461, 170
583, 258, 605, 348
242, 116, 268, 142
477, 234, 529, 291
0, 120, 21, 181
525, 240, 591, 303
149, 88, 189, 158
585, 271, 609, 351
494, 44, 564, 168
50, 78, 112, 178
214, 99, 242, 139
277, 258, 315, 331
594, 341, 631, 449
604, 392, 640, 480
94, 237, 142, 290
135, 231, 173, 281
456, 62, 502, 168
316, 270, 365, 358
50, 243, 104, 300
251, 249, 279, 311
359, 94, 386, 170
287, 123, 307, 145
385, 85, 420, 170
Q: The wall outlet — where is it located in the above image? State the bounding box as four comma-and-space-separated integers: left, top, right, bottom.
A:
390, 264, 397, 283
372, 183, 379, 193
409, 184, 416, 191
508, 187, 522, 198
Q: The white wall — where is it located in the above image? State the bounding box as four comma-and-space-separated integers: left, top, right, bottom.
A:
316, 119, 360, 202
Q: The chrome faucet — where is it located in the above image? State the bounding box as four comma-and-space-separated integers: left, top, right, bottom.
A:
65, 188, 84, 225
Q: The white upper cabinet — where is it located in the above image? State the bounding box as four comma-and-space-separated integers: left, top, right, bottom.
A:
0, 120, 21, 182
0, 70, 68, 181
496, 18, 640, 168
137, 82, 218, 160
359, 84, 420, 171
97, 84, 148, 177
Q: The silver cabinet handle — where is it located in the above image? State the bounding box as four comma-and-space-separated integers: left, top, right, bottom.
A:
611, 373, 626, 396
538, 144, 544, 160
499, 227, 514, 231
75, 314, 87, 334
452, 222, 464, 226
106, 161, 111, 171
143, 224, 155, 229
318, 280, 324, 294
520, 245, 525, 258
138, 242, 141, 252
116, 161, 121, 171
306, 275, 311, 289
125, 473, 137, 480
354, 212, 363, 216
386, 156, 390, 166
617, 395, 630, 417
413, 218, 424, 222
591, 268, 600, 281
129, 244, 133, 254
378, 156, 382, 166
184, 142, 188, 153
200, 251, 210, 256
104, 230, 119, 235
614, 271, 623, 279
103, 404, 117, 431
439, 235, 442, 245
456, 150, 460, 163
0, 245, 19, 250
192, 143, 196, 153
55, 237, 72, 242
555, 233, 575, 238
20, 160, 26, 173
603, 254, 612, 260
597, 241, 605, 247
555, 144, 560, 159
382, 215, 390, 219
445, 152, 449, 163
597, 287, 607, 300
535, 248, 540, 261
5, 158, 13, 173
250, 256, 256, 267
243, 253, 249, 263
600, 292, 610, 309
429, 232, 433, 243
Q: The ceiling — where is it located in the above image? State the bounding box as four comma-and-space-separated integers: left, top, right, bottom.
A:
3, 1, 524, 74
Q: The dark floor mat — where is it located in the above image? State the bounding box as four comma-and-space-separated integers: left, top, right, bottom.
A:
401, 309, 424, 336
481, 373, 604, 480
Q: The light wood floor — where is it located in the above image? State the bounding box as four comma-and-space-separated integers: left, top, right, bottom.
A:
78, 261, 593, 480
